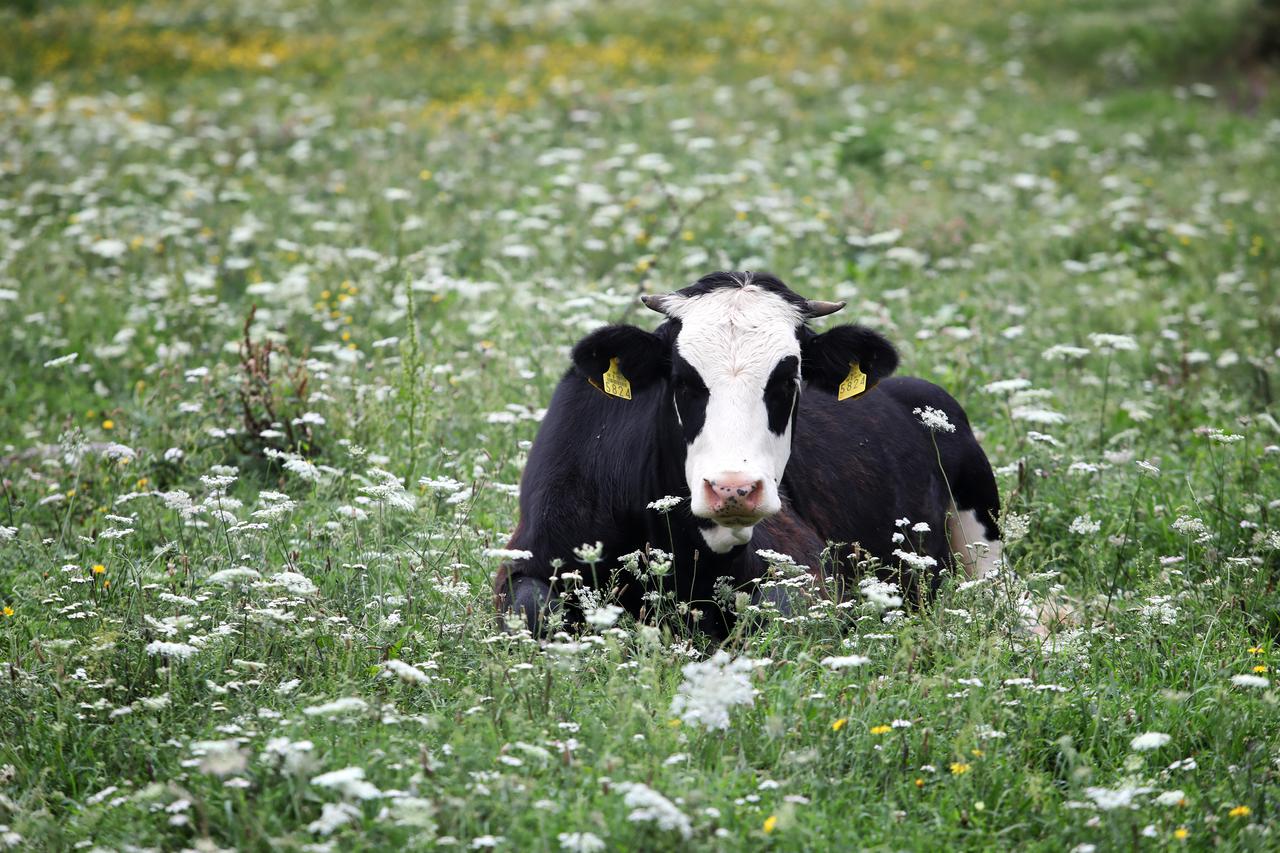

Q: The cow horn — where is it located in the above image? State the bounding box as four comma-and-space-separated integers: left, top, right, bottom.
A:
804, 299, 846, 318
640, 293, 669, 314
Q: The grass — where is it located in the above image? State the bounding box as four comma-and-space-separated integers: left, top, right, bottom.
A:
1, 0, 1279, 849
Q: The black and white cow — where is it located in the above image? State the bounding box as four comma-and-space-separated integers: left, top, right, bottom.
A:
494, 271, 1002, 637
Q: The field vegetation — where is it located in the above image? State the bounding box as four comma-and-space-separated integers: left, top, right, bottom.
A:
1, 0, 1279, 848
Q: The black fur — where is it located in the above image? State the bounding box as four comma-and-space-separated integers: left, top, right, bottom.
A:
495, 272, 999, 637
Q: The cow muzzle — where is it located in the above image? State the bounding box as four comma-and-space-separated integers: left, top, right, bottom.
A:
699, 472, 769, 527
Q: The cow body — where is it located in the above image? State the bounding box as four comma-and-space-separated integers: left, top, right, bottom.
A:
495, 273, 1001, 637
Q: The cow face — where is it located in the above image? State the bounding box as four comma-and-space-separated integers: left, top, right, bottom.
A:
572, 272, 898, 554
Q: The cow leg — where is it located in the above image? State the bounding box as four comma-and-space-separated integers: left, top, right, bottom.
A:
947, 508, 1004, 580
503, 575, 558, 635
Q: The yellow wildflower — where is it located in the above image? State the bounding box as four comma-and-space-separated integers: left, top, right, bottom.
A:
831, 718, 847, 732
1247, 646, 1264, 655
950, 762, 971, 776
763, 815, 777, 834
1229, 805, 1251, 818
869, 725, 892, 735
1174, 827, 1188, 840
2, 606, 13, 617
1254, 665, 1269, 673
102, 419, 114, 430
92, 564, 106, 575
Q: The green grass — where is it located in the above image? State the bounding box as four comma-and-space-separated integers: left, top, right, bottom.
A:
1, 0, 1279, 849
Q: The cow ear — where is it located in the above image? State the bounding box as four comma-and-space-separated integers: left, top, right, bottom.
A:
801, 324, 898, 397
572, 324, 670, 393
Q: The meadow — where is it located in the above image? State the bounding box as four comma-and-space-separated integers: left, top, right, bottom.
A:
1, 0, 1279, 848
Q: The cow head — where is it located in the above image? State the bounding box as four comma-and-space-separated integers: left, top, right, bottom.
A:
572, 271, 898, 553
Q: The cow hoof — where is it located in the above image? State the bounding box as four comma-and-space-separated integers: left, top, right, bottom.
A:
505, 576, 558, 635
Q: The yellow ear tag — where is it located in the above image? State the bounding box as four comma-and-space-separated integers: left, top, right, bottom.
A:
602, 357, 632, 400
837, 362, 868, 401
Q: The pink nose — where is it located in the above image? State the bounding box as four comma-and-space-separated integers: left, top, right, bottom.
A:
702, 473, 765, 516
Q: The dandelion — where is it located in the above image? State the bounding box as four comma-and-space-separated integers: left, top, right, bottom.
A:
1130, 732, 1171, 751
831, 718, 847, 732
950, 762, 971, 776
869, 725, 892, 735
2, 607, 12, 618
92, 564, 106, 575
913, 406, 956, 433
1174, 827, 1189, 840
763, 815, 778, 834
1247, 646, 1264, 655
669, 651, 766, 730
1229, 805, 1251, 818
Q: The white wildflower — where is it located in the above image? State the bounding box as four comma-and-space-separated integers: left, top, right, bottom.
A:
360, 467, 417, 511
311, 766, 382, 800
303, 697, 369, 717
382, 659, 432, 685
145, 641, 200, 660
1130, 732, 1171, 751
669, 651, 765, 730
206, 567, 262, 586
1231, 674, 1269, 689
913, 406, 956, 433
307, 801, 361, 836
583, 604, 624, 630
283, 457, 323, 482
1069, 515, 1101, 535
268, 571, 318, 596
821, 654, 871, 669
646, 495, 684, 513
1087, 333, 1139, 353
558, 831, 606, 853
484, 548, 533, 561
1085, 784, 1151, 810
615, 782, 693, 839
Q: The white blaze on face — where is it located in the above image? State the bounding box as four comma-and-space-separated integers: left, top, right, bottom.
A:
661, 284, 804, 552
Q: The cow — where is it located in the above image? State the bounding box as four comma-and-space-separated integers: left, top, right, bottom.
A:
493, 271, 1004, 638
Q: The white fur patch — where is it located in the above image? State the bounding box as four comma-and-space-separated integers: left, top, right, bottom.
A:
947, 508, 1004, 580
662, 281, 804, 524
699, 523, 756, 554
